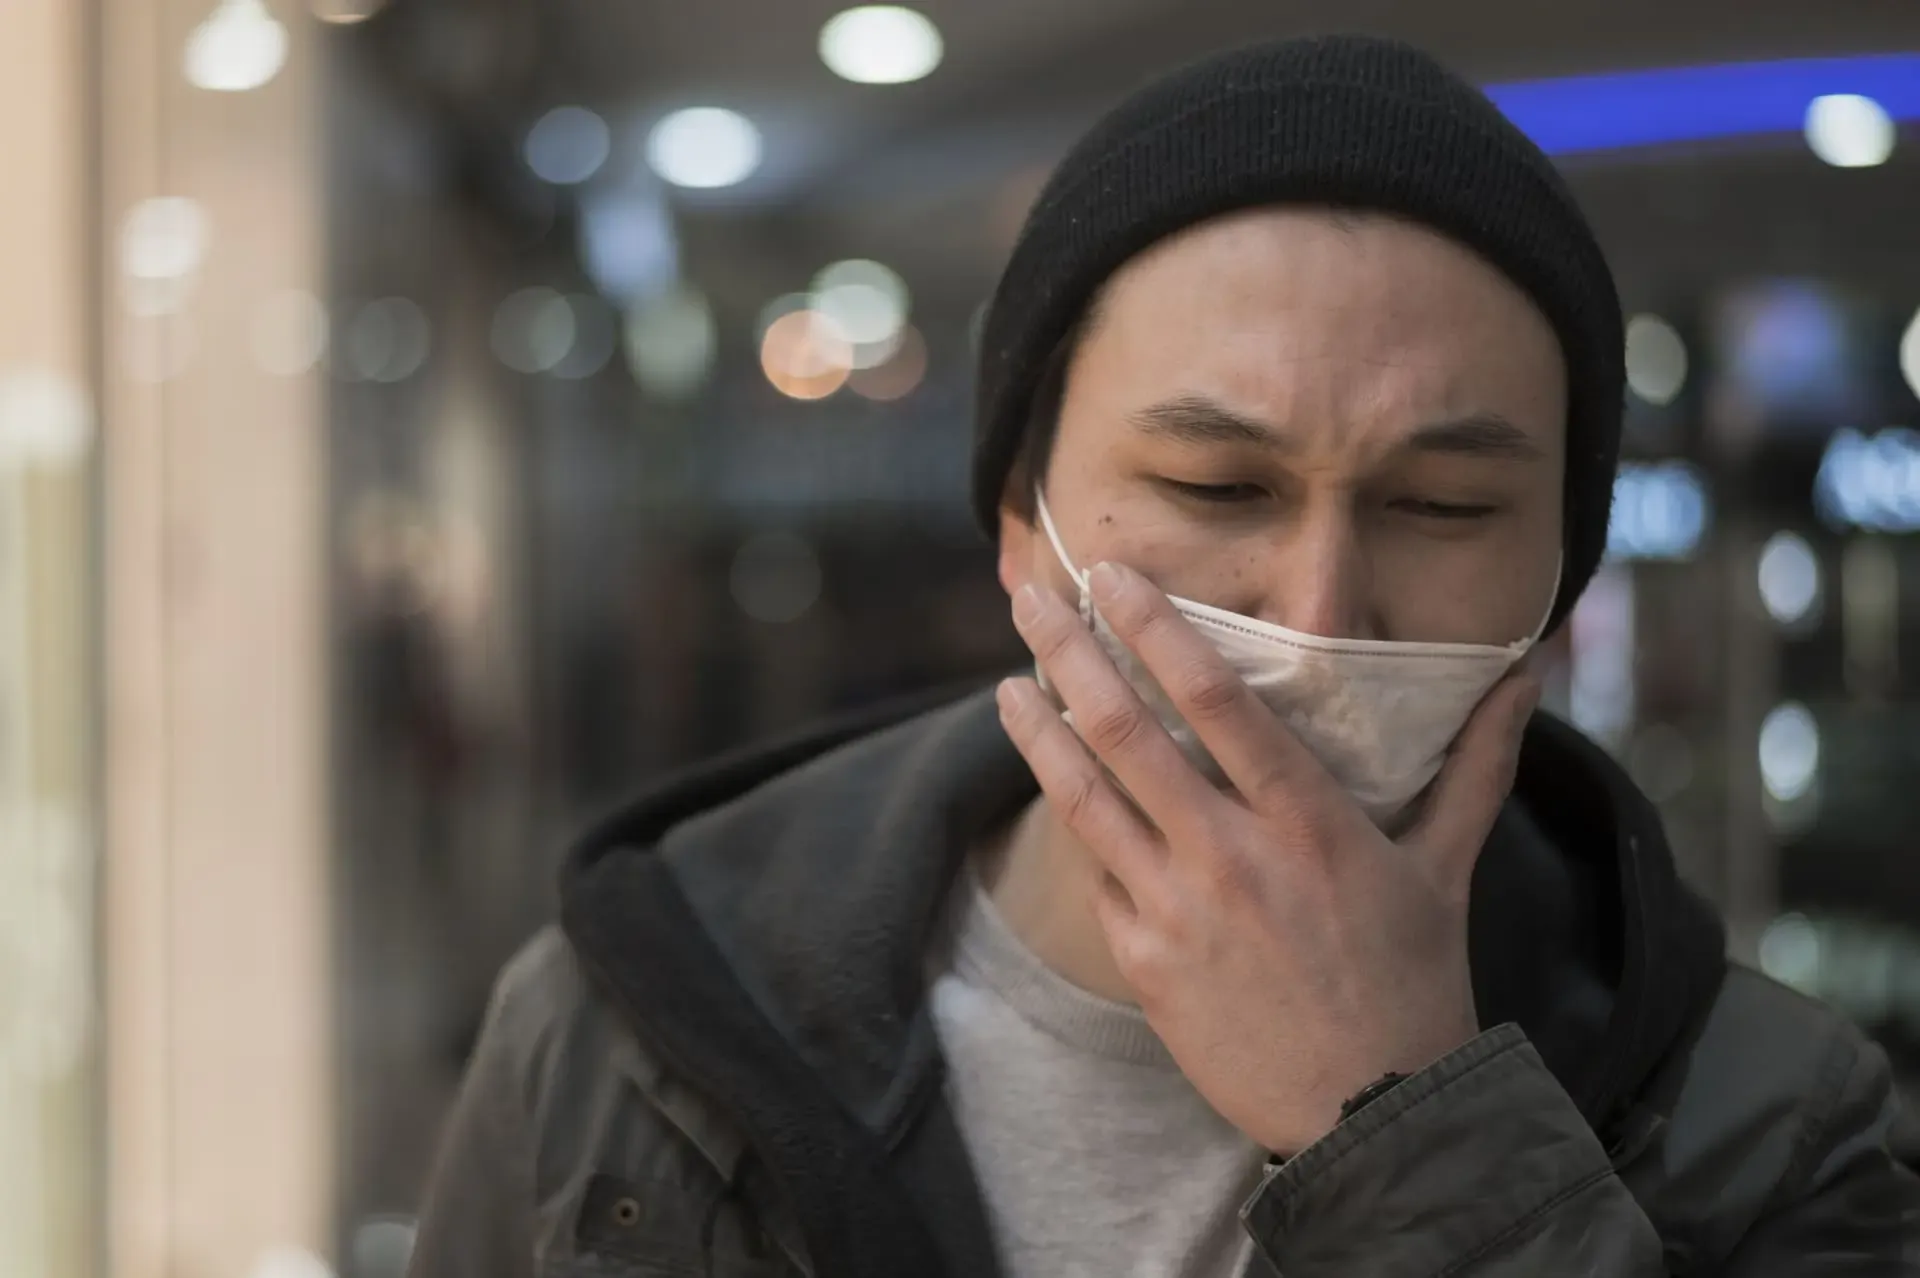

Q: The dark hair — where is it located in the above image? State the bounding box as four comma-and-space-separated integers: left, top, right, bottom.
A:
999, 308, 1096, 525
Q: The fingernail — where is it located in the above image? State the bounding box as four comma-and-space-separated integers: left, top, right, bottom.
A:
1011, 584, 1043, 629
1088, 561, 1123, 603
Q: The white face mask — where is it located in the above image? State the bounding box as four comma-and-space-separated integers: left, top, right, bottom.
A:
1034, 494, 1557, 829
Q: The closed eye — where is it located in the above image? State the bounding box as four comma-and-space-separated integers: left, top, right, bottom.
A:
1162, 479, 1268, 504
1394, 499, 1501, 520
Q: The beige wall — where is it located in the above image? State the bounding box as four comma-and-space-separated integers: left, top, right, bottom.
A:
94, 0, 337, 1276
0, 0, 100, 1274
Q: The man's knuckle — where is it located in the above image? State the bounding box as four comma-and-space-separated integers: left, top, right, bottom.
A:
1082, 697, 1148, 756
1178, 663, 1242, 717
1246, 766, 1303, 814
1031, 621, 1077, 663
1059, 770, 1106, 831
1109, 925, 1166, 985
1208, 846, 1263, 901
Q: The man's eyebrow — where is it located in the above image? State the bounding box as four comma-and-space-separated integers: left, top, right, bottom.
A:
1403, 413, 1544, 460
1127, 395, 1285, 449
1128, 394, 1544, 461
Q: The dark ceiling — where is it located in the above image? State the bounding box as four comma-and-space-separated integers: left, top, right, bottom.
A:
340, 0, 1920, 334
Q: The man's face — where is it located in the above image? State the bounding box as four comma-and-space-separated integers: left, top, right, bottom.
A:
999, 206, 1568, 647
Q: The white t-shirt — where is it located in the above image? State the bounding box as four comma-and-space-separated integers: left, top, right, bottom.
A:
928, 867, 1267, 1278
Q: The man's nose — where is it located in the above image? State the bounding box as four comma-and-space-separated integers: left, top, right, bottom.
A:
1257, 513, 1371, 640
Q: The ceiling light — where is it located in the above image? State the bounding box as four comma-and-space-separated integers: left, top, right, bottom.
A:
184, 0, 289, 93
1804, 93, 1895, 168
819, 6, 943, 85
647, 108, 762, 190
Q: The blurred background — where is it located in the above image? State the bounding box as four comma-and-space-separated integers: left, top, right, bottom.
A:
3, 0, 1920, 1275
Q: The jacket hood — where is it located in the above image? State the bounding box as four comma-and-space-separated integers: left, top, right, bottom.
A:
560, 683, 1726, 1269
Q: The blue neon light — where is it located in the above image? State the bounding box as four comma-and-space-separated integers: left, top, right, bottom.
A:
1486, 54, 1920, 156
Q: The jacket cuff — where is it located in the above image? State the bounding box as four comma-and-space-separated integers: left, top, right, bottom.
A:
1240, 1023, 1612, 1278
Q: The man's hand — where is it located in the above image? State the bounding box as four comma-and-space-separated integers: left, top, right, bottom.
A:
997, 561, 1540, 1155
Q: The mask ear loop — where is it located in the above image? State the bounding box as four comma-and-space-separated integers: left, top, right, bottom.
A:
1032, 491, 1096, 628
1033, 492, 1088, 587
1516, 555, 1565, 654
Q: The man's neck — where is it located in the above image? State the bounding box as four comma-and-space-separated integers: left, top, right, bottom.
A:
976, 798, 1138, 1005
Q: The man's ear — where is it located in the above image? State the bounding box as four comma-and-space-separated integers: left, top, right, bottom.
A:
997, 504, 1037, 598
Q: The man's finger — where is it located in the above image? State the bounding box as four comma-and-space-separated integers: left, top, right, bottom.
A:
1010, 581, 1218, 831
995, 676, 1166, 896
1402, 671, 1540, 875
1083, 561, 1335, 820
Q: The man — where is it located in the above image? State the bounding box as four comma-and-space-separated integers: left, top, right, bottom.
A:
411, 34, 1920, 1277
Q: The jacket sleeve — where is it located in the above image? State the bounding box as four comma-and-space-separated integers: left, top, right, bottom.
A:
1240, 1023, 1920, 1276
408, 978, 540, 1278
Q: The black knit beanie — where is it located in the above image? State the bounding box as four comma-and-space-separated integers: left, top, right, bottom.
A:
972, 34, 1624, 632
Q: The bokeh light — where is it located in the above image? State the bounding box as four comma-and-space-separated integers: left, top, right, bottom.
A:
1804, 94, 1895, 168
1624, 313, 1688, 406
184, 0, 289, 93
120, 197, 210, 285
0, 369, 94, 468
311, 0, 387, 22
344, 297, 430, 383
1607, 462, 1710, 561
625, 286, 717, 402
761, 309, 853, 400
1758, 913, 1821, 989
350, 1216, 417, 1278
1900, 307, 1920, 403
811, 258, 909, 365
849, 324, 927, 401
250, 289, 330, 377
492, 287, 575, 374
647, 108, 762, 190
1757, 531, 1821, 627
246, 1247, 335, 1278
525, 107, 611, 186
554, 294, 618, 380
819, 6, 944, 85
1758, 702, 1820, 803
